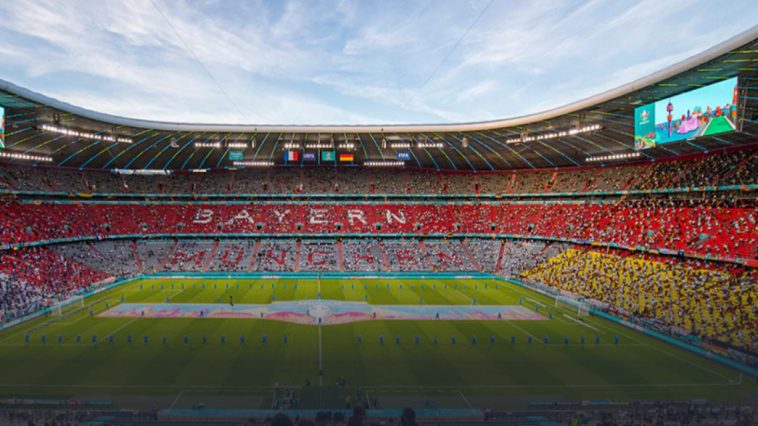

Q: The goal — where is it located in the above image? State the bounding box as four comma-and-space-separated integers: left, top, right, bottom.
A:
555, 295, 591, 317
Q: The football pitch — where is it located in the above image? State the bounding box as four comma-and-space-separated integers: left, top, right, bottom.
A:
0, 277, 753, 409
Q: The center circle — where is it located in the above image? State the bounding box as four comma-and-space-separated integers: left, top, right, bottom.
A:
307, 303, 333, 320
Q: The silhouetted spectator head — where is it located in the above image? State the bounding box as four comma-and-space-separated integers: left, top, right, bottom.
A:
401, 407, 417, 426
271, 412, 293, 426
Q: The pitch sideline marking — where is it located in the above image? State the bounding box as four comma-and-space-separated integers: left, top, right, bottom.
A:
318, 275, 323, 385
525, 297, 546, 308
497, 280, 738, 383
318, 323, 323, 386
502, 319, 536, 340
458, 390, 473, 409
0, 380, 738, 390
55, 313, 92, 327
168, 391, 183, 409
563, 313, 600, 332
104, 318, 139, 339
0, 342, 649, 348
586, 317, 734, 382
451, 283, 538, 339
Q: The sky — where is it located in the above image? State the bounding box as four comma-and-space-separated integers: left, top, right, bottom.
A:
0, 0, 755, 125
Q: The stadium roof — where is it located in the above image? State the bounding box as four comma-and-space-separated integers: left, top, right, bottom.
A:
0, 26, 756, 171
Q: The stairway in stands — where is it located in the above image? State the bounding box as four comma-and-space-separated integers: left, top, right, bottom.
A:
132, 241, 143, 274
460, 240, 482, 271
494, 241, 506, 274
337, 240, 345, 272
201, 241, 220, 272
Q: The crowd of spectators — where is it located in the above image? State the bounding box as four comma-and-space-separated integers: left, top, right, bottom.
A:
342, 240, 384, 272
300, 240, 340, 272
205, 240, 258, 272
499, 241, 570, 277
422, 240, 477, 271
51, 241, 137, 278
0, 409, 103, 426
2, 198, 754, 261
0, 279, 50, 324
522, 246, 757, 352
0, 402, 753, 426
0, 247, 111, 323
256, 240, 299, 272
5, 236, 753, 358
0, 147, 754, 196
490, 403, 756, 426
136, 241, 173, 274
0, 237, 502, 323
0, 147, 755, 368
163, 240, 217, 272
382, 240, 424, 272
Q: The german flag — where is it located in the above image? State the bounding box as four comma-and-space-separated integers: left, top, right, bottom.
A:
338, 153, 354, 162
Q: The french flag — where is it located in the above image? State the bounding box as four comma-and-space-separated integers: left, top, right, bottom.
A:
285, 151, 299, 162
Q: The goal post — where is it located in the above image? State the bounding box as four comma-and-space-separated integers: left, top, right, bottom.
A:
555, 295, 590, 317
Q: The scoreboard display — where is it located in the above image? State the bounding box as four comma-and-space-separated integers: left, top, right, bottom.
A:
634, 77, 739, 150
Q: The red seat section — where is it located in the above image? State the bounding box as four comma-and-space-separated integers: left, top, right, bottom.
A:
2, 201, 754, 261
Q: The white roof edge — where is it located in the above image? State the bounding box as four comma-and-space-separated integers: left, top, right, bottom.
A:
1, 25, 756, 134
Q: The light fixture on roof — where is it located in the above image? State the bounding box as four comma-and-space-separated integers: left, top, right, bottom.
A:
417, 138, 444, 149
282, 142, 300, 150
364, 160, 404, 167
389, 141, 411, 149
233, 160, 274, 167
462, 136, 469, 149
194, 141, 221, 149
0, 151, 53, 163
169, 136, 179, 148
40, 123, 132, 144
226, 141, 248, 149
113, 169, 172, 176
338, 142, 356, 150
585, 151, 641, 163
304, 142, 333, 149
506, 124, 602, 144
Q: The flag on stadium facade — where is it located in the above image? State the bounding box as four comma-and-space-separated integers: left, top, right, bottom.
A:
397, 150, 411, 161
321, 151, 335, 162
229, 150, 243, 161
285, 151, 299, 162
303, 152, 316, 162
339, 153, 354, 162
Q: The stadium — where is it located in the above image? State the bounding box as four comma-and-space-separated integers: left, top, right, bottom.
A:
0, 3, 756, 425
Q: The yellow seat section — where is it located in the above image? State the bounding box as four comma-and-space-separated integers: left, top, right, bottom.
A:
522, 248, 757, 352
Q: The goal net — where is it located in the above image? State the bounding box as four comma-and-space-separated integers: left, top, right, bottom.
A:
555, 295, 591, 317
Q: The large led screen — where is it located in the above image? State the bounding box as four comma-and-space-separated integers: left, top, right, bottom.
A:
634, 77, 739, 150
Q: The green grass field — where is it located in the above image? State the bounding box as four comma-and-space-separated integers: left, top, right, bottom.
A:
0, 278, 754, 410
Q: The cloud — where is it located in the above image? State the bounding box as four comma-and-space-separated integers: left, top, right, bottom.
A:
0, 0, 755, 125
